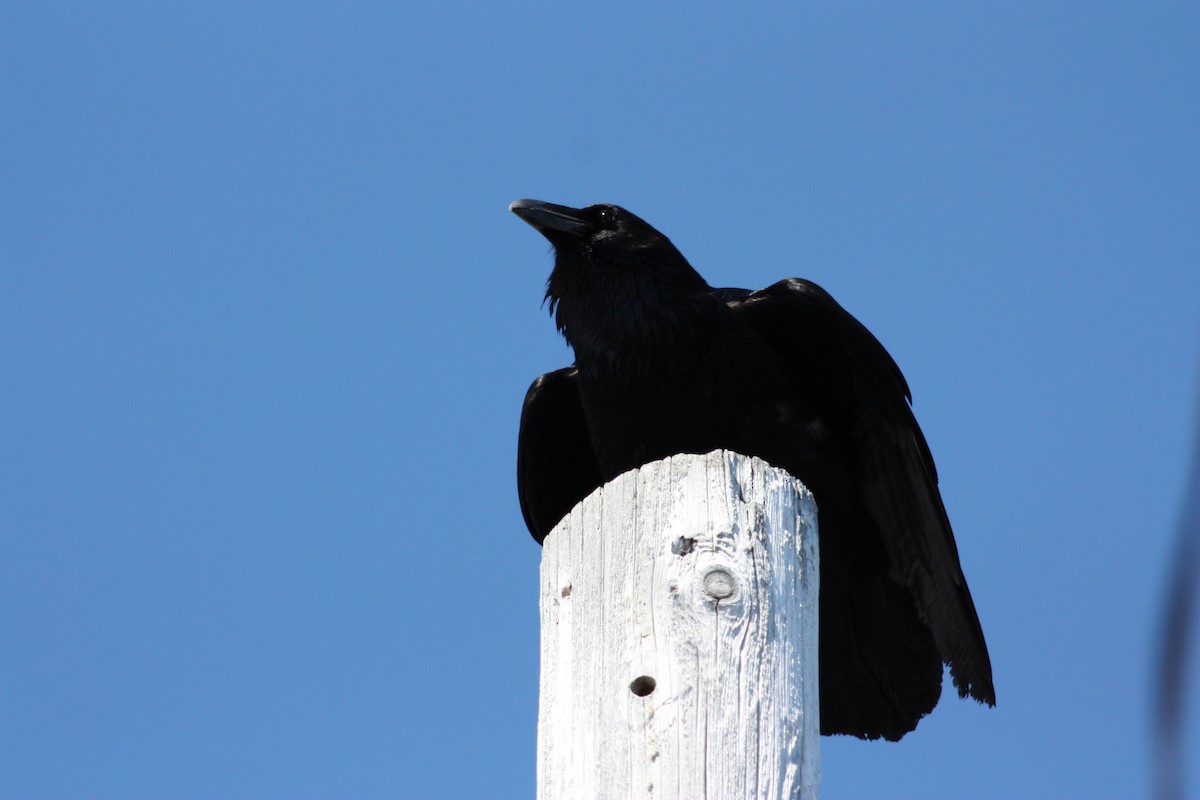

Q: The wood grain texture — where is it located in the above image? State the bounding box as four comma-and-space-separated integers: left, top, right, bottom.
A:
538, 450, 820, 800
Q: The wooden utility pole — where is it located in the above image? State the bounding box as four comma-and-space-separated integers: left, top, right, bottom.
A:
537, 450, 820, 800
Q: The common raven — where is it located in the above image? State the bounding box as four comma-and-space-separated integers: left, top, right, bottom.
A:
511, 198, 994, 741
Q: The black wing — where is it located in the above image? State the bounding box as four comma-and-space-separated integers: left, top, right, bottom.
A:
732, 278, 995, 706
517, 367, 604, 544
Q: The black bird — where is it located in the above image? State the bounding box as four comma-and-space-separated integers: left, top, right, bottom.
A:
510, 198, 994, 741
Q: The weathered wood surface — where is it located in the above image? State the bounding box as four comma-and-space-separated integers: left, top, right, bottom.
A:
537, 450, 820, 800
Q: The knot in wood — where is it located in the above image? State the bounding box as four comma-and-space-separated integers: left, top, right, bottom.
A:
702, 566, 736, 600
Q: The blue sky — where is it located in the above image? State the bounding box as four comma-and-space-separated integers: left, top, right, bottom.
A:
3, 2, 1197, 798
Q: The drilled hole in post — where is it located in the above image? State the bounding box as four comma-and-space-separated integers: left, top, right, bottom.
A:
629, 676, 657, 697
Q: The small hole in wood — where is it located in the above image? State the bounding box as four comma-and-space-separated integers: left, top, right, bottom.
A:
672, 536, 696, 556
629, 676, 657, 697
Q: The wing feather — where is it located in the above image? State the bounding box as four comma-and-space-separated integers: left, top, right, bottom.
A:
517, 367, 604, 543
732, 278, 994, 705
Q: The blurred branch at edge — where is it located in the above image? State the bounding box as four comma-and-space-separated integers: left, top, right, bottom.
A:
1154, 351, 1200, 800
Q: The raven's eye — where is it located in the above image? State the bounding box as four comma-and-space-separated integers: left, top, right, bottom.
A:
597, 208, 617, 226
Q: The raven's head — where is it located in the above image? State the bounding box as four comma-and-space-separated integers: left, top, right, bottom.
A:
509, 199, 711, 359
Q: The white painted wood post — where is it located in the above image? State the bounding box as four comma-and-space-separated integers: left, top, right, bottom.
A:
537, 450, 820, 800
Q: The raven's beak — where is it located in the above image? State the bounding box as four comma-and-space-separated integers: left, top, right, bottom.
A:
509, 199, 592, 238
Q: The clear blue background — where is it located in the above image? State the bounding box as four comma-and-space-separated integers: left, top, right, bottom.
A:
3, 3, 1198, 798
